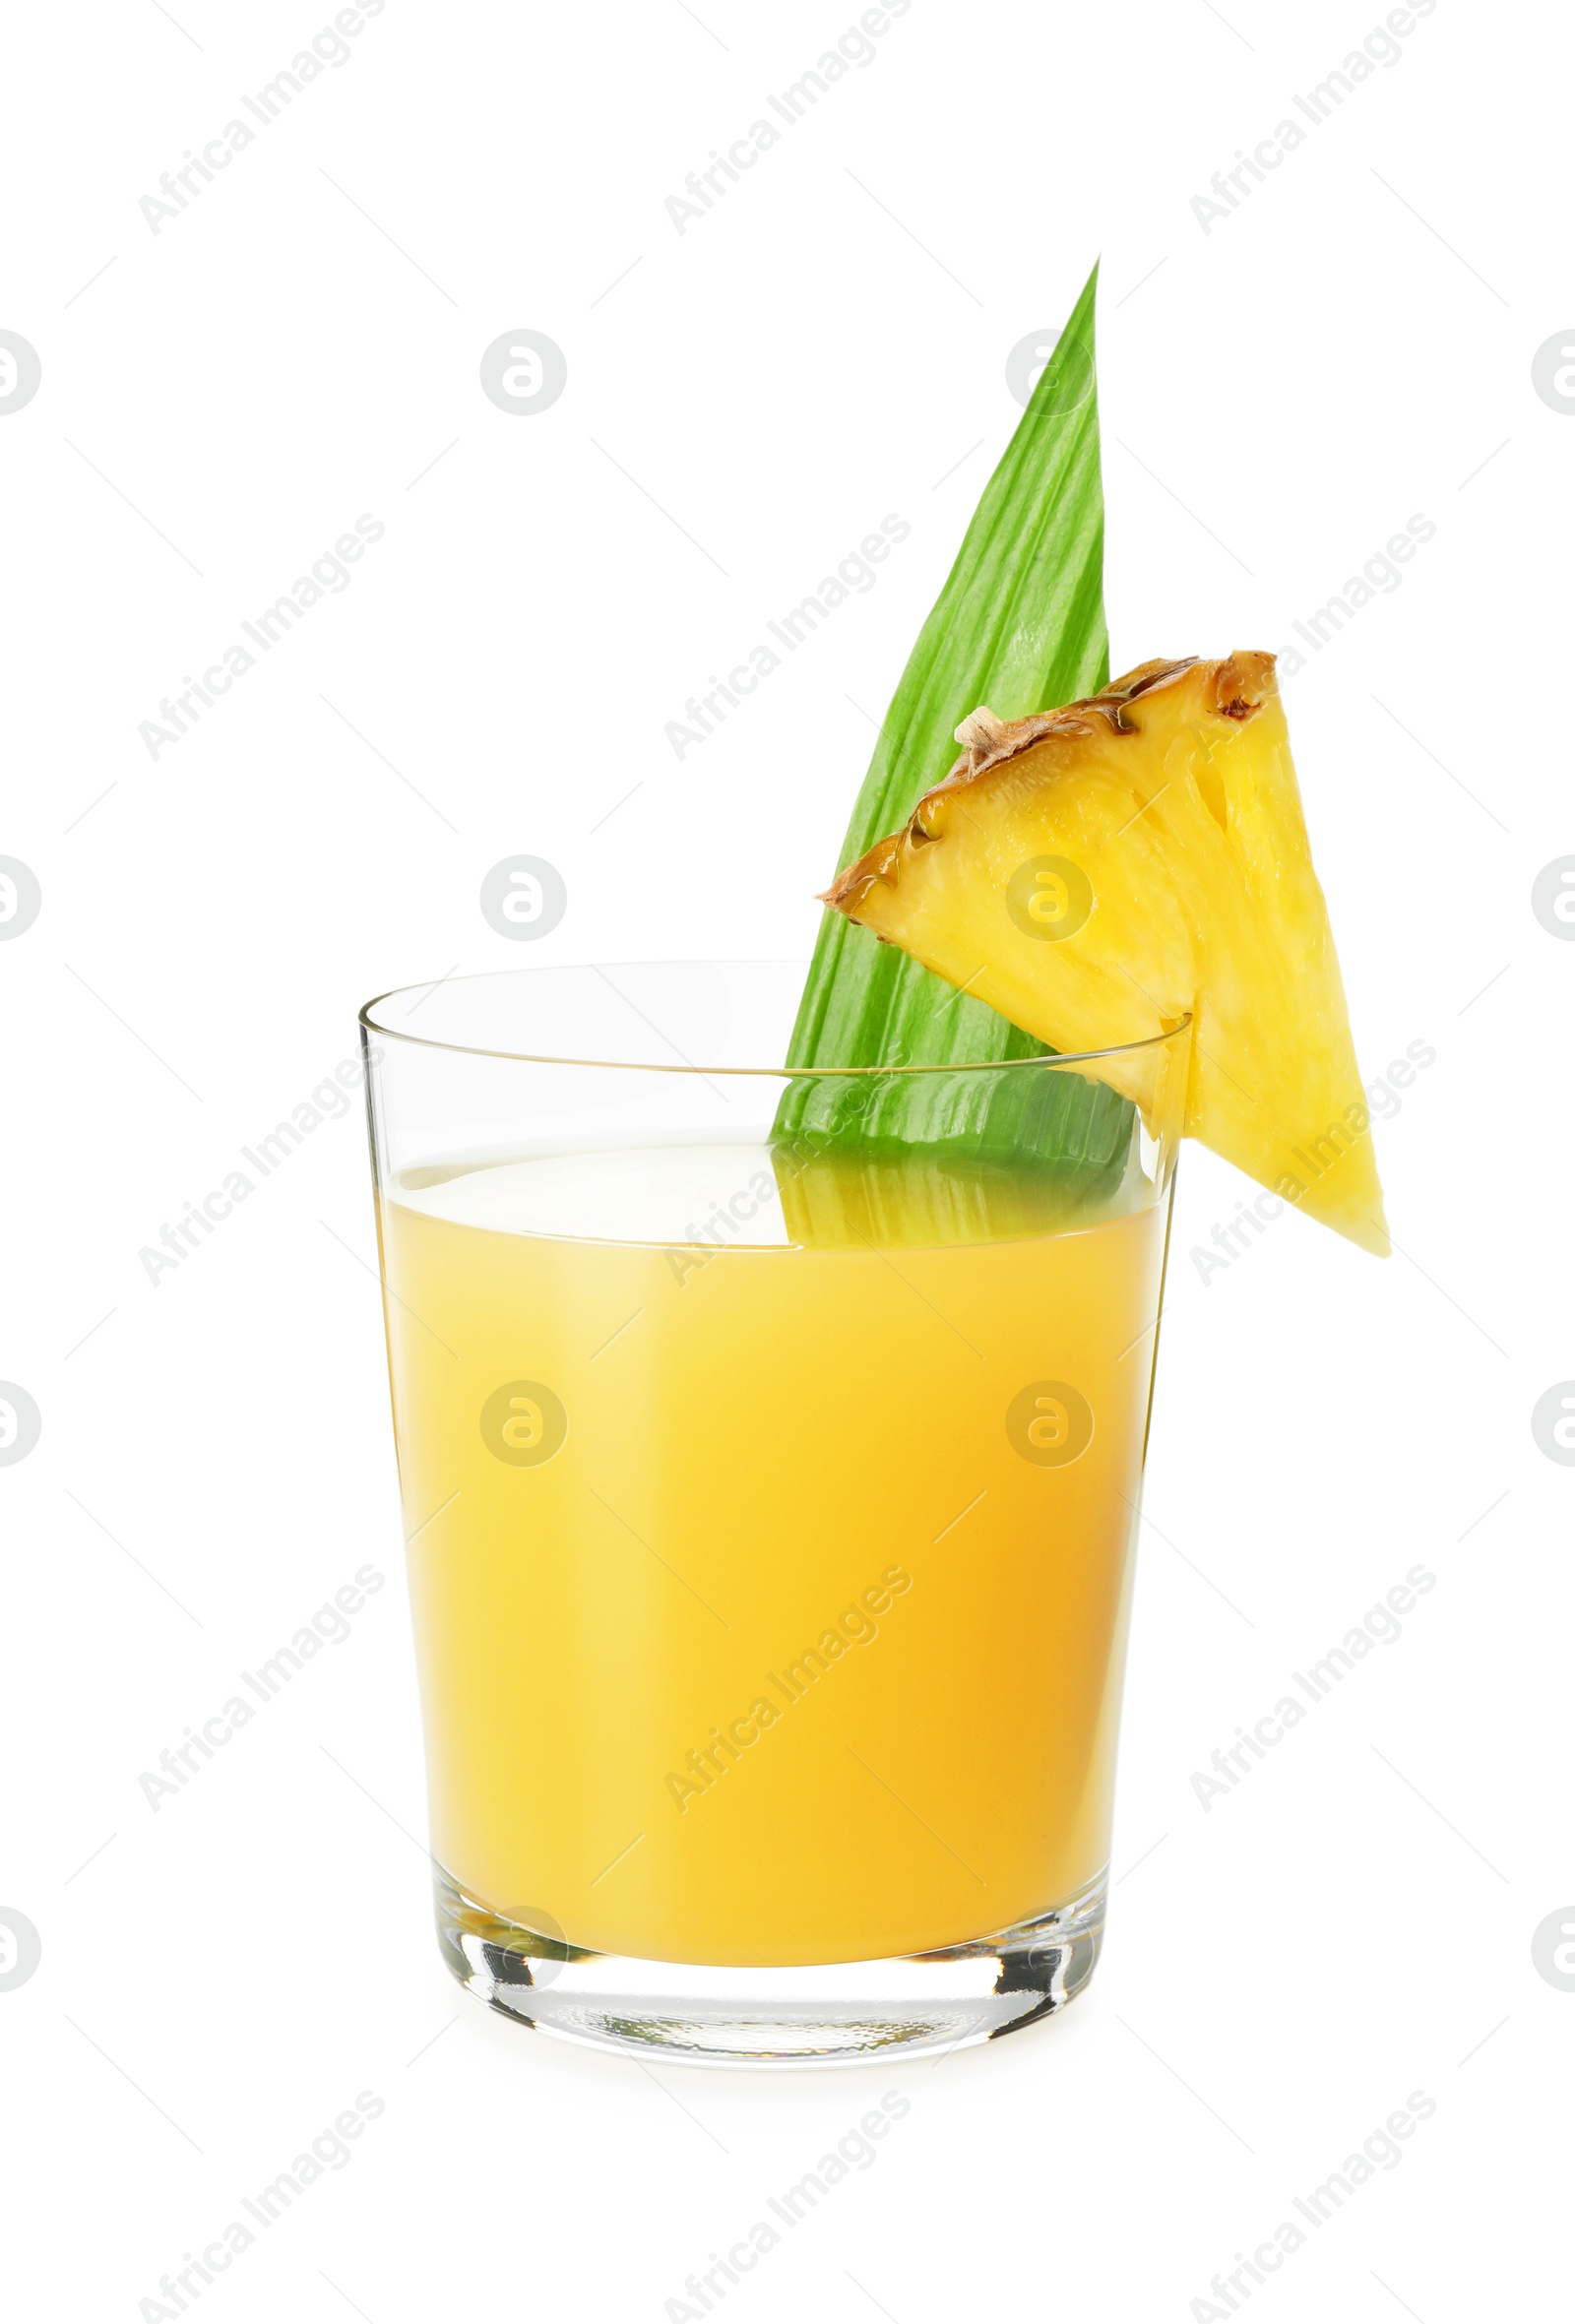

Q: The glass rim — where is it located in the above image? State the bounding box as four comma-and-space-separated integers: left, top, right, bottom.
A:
358, 964, 1193, 1080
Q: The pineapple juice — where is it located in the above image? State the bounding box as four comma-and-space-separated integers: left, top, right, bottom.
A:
380, 1139, 1166, 1968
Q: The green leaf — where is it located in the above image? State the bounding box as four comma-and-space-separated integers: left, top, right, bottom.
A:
774, 262, 1134, 1198
770, 1064, 1140, 1249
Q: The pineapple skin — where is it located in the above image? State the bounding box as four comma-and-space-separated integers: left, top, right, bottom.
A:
821, 654, 1390, 1257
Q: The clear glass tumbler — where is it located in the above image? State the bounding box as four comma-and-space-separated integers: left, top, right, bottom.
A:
359, 962, 1187, 2065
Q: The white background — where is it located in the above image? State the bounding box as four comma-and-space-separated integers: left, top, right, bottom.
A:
2, 0, 1569, 2316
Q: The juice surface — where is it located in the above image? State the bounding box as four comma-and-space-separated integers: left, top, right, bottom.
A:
380, 1142, 1166, 1966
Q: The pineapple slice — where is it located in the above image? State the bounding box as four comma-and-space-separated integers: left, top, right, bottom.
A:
821, 652, 1388, 1255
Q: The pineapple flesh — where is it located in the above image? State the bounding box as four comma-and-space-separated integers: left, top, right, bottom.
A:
820, 653, 1389, 1256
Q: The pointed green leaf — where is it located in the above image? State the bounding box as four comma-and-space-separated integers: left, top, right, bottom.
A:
775, 263, 1134, 1195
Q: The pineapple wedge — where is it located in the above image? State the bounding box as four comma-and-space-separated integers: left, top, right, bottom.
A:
821, 652, 1389, 1255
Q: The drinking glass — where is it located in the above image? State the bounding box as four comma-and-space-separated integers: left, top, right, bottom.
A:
359, 962, 1187, 2065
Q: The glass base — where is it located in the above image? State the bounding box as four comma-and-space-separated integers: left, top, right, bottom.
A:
434, 1865, 1106, 2067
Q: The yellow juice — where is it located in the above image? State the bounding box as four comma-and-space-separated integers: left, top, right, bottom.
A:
379, 1142, 1166, 1967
